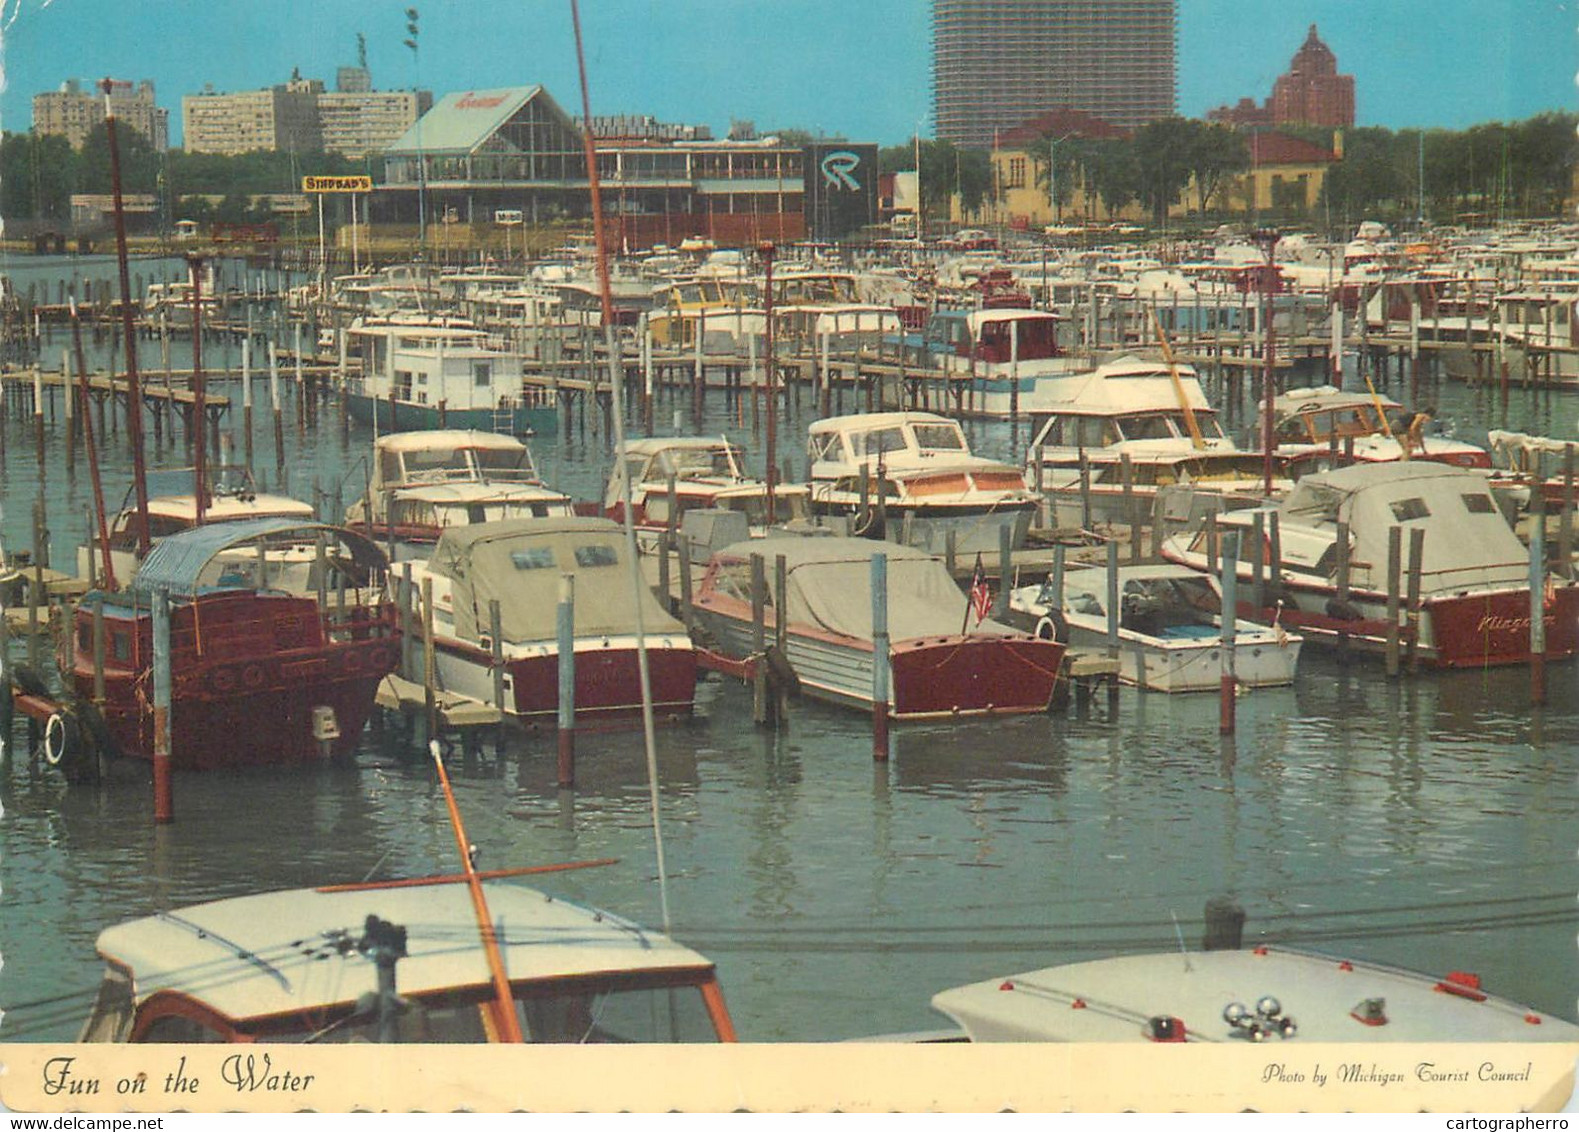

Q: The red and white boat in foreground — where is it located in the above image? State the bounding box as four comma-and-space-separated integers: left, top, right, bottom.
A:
1162, 461, 1579, 668
411, 517, 695, 726
691, 537, 1065, 718
51, 518, 399, 773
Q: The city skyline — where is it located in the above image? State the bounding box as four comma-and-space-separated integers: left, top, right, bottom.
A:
1, 0, 1572, 150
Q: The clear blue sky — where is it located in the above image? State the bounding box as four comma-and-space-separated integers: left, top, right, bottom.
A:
1, 0, 1572, 146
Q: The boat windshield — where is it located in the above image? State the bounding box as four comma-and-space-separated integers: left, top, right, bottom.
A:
657, 445, 741, 480
911, 424, 967, 452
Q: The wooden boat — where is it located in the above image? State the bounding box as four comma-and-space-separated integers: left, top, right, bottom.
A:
53, 518, 399, 773
344, 314, 555, 435
79, 873, 736, 1043
1007, 562, 1301, 692
1161, 461, 1579, 668
691, 537, 1065, 718
345, 430, 573, 560
931, 903, 1579, 1044
807, 412, 1040, 555
1272, 384, 1490, 474
604, 436, 810, 548
408, 518, 695, 726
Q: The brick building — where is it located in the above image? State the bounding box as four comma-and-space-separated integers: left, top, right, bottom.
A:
1209, 24, 1354, 130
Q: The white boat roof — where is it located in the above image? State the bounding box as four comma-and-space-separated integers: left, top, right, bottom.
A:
393, 482, 570, 505
1275, 384, 1402, 415
145, 494, 315, 522
932, 947, 1579, 1043
965, 308, 1057, 328
622, 436, 739, 455
97, 880, 714, 1024
375, 430, 527, 455
809, 411, 959, 435
1030, 355, 1213, 415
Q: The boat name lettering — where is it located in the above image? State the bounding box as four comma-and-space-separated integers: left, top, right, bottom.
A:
221, 1052, 316, 1093
1473, 613, 1555, 635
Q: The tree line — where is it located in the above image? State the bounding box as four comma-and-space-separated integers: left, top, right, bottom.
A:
1, 124, 370, 228
880, 111, 1578, 229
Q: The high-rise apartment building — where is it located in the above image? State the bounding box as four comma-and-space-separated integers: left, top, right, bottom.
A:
932, 0, 1176, 149
33, 78, 169, 150
1209, 25, 1354, 130
182, 69, 428, 158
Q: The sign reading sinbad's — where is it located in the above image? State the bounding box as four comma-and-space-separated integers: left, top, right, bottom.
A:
301, 176, 373, 194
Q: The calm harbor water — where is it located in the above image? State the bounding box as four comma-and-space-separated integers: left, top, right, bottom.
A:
0, 259, 1575, 1043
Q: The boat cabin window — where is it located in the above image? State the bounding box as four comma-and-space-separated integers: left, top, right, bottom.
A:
138, 1013, 229, 1043
911, 424, 967, 452
475, 449, 537, 480
710, 561, 759, 604
1114, 415, 1177, 442
510, 547, 557, 571
111, 632, 132, 662
721, 492, 809, 525
1033, 416, 1117, 450
849, 427, 907, 460
1462, 493, 1495, 514
661, 447, 739, 479
808, 432, 844, 463
473, 362, 492, 388
1389, 497, 1430, 522
573, 545, 620, 568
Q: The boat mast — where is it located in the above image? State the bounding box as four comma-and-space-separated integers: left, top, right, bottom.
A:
570, 0, 673, 933
427, 741, 524, 1042
69, 298, 117, 589
102, 78, 153, 558
187, 254, 209, 526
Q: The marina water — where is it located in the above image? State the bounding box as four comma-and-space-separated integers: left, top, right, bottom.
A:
0, 256, 1575, 1042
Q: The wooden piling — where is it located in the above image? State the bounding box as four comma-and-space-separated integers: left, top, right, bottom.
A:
677, 535, 694, 629
1219, 531, 1239, 734
1562, 445, 1575, 577
1530, 502, 1548, 706
1385, 526, 1402, 679
751, 553, 769, 726
422, 576, 437, 744
556, 574, 576, 787
995, 522, 1011, 620
1405, 527, 1424, 673
1335, 520, 1352, 658
871, 551, 890, 762
151, 588, 174, 823
490, 599, 506, 714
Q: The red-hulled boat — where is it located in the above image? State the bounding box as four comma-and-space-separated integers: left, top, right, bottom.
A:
691, 537, 1065, 717
56, 518, 399, 772
408, 517, 695, 726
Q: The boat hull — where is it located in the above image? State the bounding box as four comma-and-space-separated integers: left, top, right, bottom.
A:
692, 600, 1064, 717
344, 393, 556, 437
1062, 619, 1298, 692
809, 498, 1035, 556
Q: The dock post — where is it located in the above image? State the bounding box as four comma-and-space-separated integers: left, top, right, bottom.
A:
1405, 527, 1424, 673
871, 551, 890, 762
945, 528, 957, 577
489, 598, 507, 723
1267, 512, 1283, 609
1562, 445, 1575, 578
1034, 447, 1046, 527
750, 553, 769, 726
1385, 526, 1402, 679
1052, 543, 1066, 602
1121, 452, 1139, 560
1105, 539, 1120, 658
1530, 501, 1548, 706
1219, 531, 1239, 734
556, 574, 576, 787
242, 338, 254, 472
1335, 520, 1352, 658
62, 349, 76, 470
269, 341, 285, 478
656, 529, 672, 615
151, 587, 174, 823
1079, 452, 1092, 531
1205, 512, 1218, 577
677, 535, 694, 630
995, 521, 1011, 620
32, 366, 45, 479
0, 583, 10, 766
92, 596, 106, 706
421, 575, 437, 747
1250, 511, 1265, 615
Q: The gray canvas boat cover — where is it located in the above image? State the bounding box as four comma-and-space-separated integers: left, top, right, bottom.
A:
428, 517, 686, 643
130, 518, 385, 598
715, 536, 1015, 642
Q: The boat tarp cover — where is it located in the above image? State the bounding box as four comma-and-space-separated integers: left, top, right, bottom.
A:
1281, 462, 1528, 591
131, 517, 382, 598
428, 517, 685, 642
719, 537, 1016, 641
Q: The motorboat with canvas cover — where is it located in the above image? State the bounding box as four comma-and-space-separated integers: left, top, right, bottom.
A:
691, 537, 1065, 717
408, 518, 695, 725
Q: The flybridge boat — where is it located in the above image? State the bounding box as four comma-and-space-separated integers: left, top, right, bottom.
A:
406, 518, 695, 726
51, 518, 399, 774
691, 537, 1066, 718
1272, 385, 1490, 474
80, 877, 737, 1043
604, 436, 810, 548
345, 430, 573, 560
807, 412, 1040, 555
1007, 562, 1301, 692
1022, 355, 1270, 529
1161, 461, 1579, 668
345, 314, 555, 436
914, 307, 1082, 418
80, 465, 316, 587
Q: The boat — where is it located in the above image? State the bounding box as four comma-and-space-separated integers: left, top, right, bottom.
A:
604, 436, 811, 549
344, 314, 555, 435
79, 464, 317, 587
52, 518, 399, 773
407, 518, 696, 726
1007, 562, 1302, 692
1021, 354, 1272, 530
912, 307, 1082, 418
1160, 461, 1579, 668
690, 537, 1066, 718
345, 430, 573, 561
806, 412, 1041, 555
79, 874, 737, 1043
930, 903, 1579, 1044
1271, 384, 1489, 474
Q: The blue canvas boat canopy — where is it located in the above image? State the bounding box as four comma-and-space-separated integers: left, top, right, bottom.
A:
130, 519, 385, 598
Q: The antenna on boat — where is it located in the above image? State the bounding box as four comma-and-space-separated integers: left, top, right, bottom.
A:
427, 739, 524, 1042
570, 0, 672, 934
1169, 910, 1193, 972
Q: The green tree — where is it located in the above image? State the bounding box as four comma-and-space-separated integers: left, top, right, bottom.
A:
1185, 122, 1248, 215
1131, 118, 1196, 224
1081, 138, 1139, 220
76, 121, 161, 195
1, 132, 77, 221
